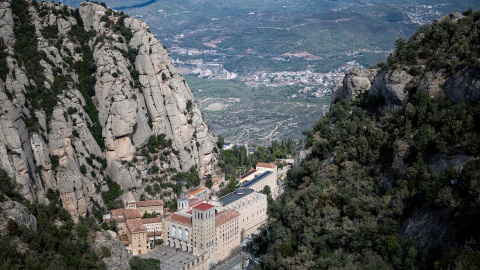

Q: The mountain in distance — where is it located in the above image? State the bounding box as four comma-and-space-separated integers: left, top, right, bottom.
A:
56, 0, 480, 146
248, 9, 480, 269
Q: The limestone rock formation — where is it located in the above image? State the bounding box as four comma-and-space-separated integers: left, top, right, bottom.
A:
0, 0, 217, 220
369, 69, 412, 107
332, 67, 378, 102
0, 195, 37, 236
92, 230, 130, 270
443, 67, 480, 103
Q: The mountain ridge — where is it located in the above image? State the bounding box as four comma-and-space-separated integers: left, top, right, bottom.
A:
0, 0, 217, 220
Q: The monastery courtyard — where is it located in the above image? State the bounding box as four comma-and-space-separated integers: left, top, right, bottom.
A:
138, 246, 198, 270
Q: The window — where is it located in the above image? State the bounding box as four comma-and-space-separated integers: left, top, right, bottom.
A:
178, 227, 183, 239
171, 225, 176, 237
184, 229, 189, 241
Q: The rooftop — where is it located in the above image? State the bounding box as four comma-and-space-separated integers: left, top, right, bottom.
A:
124, 209, 142, 220
215, 209, 240, 228
242, 171, 272, 188
191, 187, 207, 195
193, 203, 215, 212
169, 213, 192, 226
256, 162, 277, 169
126, 219, 146, 233
136, 200, 165, 207
239, 169, 257, 180
141, 217, 162, 224
219, 188, 255, 207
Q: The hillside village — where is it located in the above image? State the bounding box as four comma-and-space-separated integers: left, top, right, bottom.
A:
103, 162, 286, 269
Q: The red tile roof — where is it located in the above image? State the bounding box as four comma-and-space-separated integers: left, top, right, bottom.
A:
193, 203, 214, 211
126, 220, 146, 233
104, 217, 126, 224
212, 177, 221, 182
111, 209, 142, 220
256, 163, 277, 169
124, 209, 142, 220
215, 209, 240, 228
191, 187, 207, 195
169, 213, 192, 226
111, 209, 126, 217
239, 169, 257, 180
141, 217, 162, 224
136, 200, 165, 207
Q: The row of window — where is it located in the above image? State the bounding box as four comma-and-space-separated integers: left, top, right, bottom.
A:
171, 225, 189, 241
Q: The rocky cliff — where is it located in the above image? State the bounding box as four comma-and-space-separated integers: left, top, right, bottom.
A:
0, 0, 217, 220
333, 11, 480, 107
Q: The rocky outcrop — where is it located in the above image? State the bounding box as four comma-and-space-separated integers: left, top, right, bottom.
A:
332, 67, 378, 102
399, 208, 456, 254
91, 230, 130, 270
0, 1, 217, 218
0, 195, 37, 236
443, 67, 480, 103
0, 1, 14, 43
369, 69, 412, 107
416, 70, 448, 98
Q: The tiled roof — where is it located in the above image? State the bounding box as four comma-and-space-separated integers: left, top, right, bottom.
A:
215, 209, 240, 228
212, 177, 221, 182
188, 198, 204, 207
169, 213, 192, 226
104, 217, 126, 224
239, 169, 257, 180
111, 208, 126, 217
256, 162, 277, 169
193, 203, 214, 212
191, 187, 207, 195
111, 209, 142, 220
126, 219, 146, 233
124, 209, 142, 219
141, 217, 162, 224
136, 200, 165, 207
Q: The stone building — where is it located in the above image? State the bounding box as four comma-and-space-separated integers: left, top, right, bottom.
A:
126, 199, 165, 215
216, 188, 267, 238
125, 219, 149, 255
215, 209, 241, 262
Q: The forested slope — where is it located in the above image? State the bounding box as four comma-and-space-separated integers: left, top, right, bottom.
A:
249, 9, 480, 269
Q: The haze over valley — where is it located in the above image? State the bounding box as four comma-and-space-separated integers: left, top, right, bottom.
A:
57, 0, 480, 144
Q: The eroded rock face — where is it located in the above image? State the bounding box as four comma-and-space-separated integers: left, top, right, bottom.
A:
0, 1, 14, 43
369, 69, 412, 107
92, 230, 130, 270
333, 67, 378, 102
0, 1, 217, 218
0, 195, 37, 236
443, 67, 480, 103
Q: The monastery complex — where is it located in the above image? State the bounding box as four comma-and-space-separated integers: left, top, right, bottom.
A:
103, 163, 281, 269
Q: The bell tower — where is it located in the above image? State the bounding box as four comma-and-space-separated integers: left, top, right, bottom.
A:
192, 203, 215, 266
177, 185, 188, 210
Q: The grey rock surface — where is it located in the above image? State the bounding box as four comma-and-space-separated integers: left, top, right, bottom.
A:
369, 69, 412, 106
443, 67, 480, 103
0, 195, 37, 236
333, 67, 378, 102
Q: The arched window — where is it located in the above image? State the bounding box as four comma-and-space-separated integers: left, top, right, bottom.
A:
171, 225, 176, 237
178, 227, 183, 239
167, 240, 170, 246
179, 244, 182, 250
172, 242, 176, 247
184, 229, 189, 242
